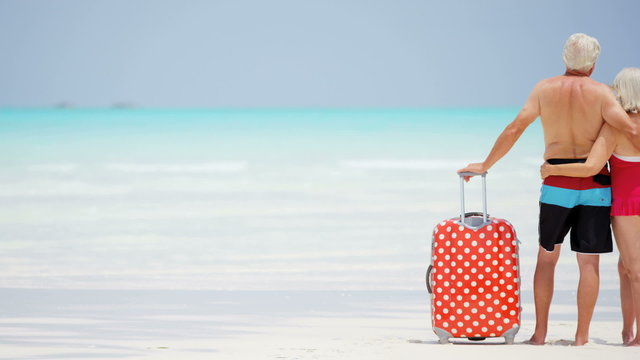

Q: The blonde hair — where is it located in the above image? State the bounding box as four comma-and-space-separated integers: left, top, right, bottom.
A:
562, 33, 600, 72
613, 68, 640, 113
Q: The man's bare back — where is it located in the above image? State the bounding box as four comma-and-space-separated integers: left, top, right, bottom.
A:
537, 74, 615, 160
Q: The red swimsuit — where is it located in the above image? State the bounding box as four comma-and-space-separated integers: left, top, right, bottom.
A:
610, 154, 640, 216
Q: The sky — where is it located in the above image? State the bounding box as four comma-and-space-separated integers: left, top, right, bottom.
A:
1, 0, 639, 108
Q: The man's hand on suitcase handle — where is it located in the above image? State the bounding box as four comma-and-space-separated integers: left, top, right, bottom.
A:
457, 163, 488, 182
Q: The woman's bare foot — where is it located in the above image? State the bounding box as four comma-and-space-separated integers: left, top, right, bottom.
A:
622, 330, 635, 345
625, 338, 640, 346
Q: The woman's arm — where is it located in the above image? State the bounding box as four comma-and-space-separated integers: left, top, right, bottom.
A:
540, 124, 616, 179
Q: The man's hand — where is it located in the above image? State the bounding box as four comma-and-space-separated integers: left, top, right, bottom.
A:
457, 162, 488, 182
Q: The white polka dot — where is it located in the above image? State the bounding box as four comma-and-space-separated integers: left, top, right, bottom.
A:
473, 321, 479, 326
478, 248, 485, 253
449, 315, 455, 320
439, 234, 445, 240
499, 226, 504, 231
487, 307, 493, 312
487, 225, 493, 230
464, 261, 470, 267
492, 273, 498, 279
443, 308, 449, 314
486, 240, 492, 246
463, 302, 470, 307
445, 255, 451, 260
438, 248, 444, 254
505, 259, 511, 265
457, 321, 463, 327
452, 233, 457, 239
443, 322, 449, 327
496, 312, 502, 318
450, 288, 456, 293
478, 261, 485, 266
464, 274, 470, 280
457, 255, 463, 260
444, 268, 450, 273
499, 253, 504, 258
499, 266, 504, 271
506, 272, 512, 278
458, 226, 464, 231
457, 281, 463, 287
506, 285, 513, 290
451, 275, 457, 280
506, 233, 511, 239
492, 286, 499, 292
485, 254, 492, 260
486, 293, 492, 299
465, 233, 471, 239
451, 248, 457, 253
505, 247, 511, 252
479, 301, 485, 306
471, 308, 478, 313
456, 295, 462, 301
493, 232, 499, 238
490, 333, 496, 336
500, 292, 506, 298
444, 281, 450, 287
463, 288, 470, 294
437, 274, 443, 280
471, 281, 477, 287
471, 268, 477, 273
470, 294, 477, 300
479, 314, 486, 319
497, 326, 503, 331
488, 320, 494, 325
451, 261, 457, 267
451, 328, 457, 334
446, 226, 451, 232
510, 310, 516, 316
436, 314, 442, 319
492, 246, 498, 252
456, 308, 463, 314
479, 233, 486, 239
508, 297, 514, 303
478, 287, 485, 293
485, 267, 491, 272
493, 299, 500, 305
501, 305, 508, 311
457, 268, 463, 274
482, 327, 488, 332
464, 248, 470, 254
466, 328, 472, 333
457, 240, 464, 246
472, 240, 478, 246
478, 274, 484, 280
443, 295, 450, 300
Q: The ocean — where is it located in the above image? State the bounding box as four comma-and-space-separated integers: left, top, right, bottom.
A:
0, 108, 621, 293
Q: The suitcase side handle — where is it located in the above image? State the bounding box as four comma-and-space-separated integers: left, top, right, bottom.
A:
458, 172, 488, 224
426, 265, 433, 294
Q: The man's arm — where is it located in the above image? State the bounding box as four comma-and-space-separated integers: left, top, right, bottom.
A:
602, 86, 639, 149
457, 85, 540, 178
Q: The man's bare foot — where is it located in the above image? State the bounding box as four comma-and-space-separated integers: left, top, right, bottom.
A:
622, 330, 634, 345
525, 335, 545, 345
573, 336, 589, 346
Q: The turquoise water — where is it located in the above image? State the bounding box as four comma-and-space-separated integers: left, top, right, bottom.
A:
3, 108, 609, 292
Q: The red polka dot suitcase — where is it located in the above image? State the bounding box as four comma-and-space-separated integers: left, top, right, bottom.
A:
426, 172, 521, 344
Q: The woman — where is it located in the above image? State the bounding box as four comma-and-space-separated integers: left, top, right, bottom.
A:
541, 67, 640, 346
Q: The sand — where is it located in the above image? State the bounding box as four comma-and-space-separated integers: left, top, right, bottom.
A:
0, 289, 637, 360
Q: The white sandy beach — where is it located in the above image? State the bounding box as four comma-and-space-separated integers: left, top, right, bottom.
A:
0, 289, 637, 360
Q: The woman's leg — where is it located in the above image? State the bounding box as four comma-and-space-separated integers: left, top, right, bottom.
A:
618, 257, 635, 344
612, 215, 640, 346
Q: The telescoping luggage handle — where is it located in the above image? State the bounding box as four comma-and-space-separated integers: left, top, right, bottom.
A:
458, 171, 489, 229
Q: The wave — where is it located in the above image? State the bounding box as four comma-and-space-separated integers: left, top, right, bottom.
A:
105, 162, 248, 174
340, 159, 462, 170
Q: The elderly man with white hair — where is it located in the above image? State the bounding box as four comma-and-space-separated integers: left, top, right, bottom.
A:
458, 33, 638, 345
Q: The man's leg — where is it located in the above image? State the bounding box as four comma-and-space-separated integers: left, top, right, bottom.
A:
529, 245, 561, 345
575, 253, 600, 346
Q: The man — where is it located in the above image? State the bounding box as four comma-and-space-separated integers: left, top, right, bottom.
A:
458, 33, 637, 346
